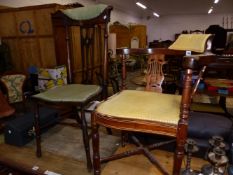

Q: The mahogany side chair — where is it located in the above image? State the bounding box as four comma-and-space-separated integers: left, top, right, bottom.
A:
91, 34, 213, 175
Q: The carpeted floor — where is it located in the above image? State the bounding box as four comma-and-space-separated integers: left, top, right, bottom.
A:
26, 119, 121, 162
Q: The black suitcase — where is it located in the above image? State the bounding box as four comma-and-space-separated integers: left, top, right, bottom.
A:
4, 107, 59, 146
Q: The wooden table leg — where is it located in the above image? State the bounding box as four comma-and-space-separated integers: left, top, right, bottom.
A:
34, 102, 41, 157
80, 106, 92, 171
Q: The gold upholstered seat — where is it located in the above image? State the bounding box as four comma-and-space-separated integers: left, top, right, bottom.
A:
96, 90, 181, 125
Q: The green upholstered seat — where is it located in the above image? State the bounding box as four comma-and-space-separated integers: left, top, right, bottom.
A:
96, 90, 182, 125
33, 84, 101, 103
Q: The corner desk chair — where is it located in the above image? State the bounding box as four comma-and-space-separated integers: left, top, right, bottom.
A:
91, 34, 214, 175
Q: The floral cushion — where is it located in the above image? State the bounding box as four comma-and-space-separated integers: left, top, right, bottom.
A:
38, 65, 67, 91
0, 74, 26, 103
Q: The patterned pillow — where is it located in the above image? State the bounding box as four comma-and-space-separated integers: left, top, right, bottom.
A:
38, 65, 67, 91
0, 74, 26, 103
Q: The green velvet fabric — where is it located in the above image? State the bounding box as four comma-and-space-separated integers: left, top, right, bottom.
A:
61, 4, 108, 20
33, 84, 101, 103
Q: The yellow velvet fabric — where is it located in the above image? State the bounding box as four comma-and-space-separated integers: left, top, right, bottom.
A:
96, 90, 181, 125
169, 34, 211, 53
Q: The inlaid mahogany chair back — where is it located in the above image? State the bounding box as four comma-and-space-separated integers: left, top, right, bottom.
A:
92, 34, 213, 175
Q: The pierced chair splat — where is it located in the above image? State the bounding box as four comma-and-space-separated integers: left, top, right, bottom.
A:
91, 34, 214, 175
145, 54, 166, 93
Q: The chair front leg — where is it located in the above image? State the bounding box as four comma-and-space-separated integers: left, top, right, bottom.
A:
173, 123, 187, 175
80, 106, 92, 171
92, 113, 101, 175
173, 67, 192, 175
34, 102, 41, 157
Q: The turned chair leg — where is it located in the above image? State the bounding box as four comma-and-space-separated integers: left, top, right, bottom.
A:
92, 117, 101, 175
173, 125, 187, 175
80, 107, 92, 171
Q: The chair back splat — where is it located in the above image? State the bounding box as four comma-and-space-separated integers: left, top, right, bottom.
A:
145, 54, 166, 93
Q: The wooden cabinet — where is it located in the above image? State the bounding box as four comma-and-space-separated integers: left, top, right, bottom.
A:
130, 25, 147, 48
109, 24, 130, 48
109, 24, 147, 48
0, 3, 82, 74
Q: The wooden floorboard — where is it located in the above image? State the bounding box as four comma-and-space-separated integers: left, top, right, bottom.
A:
102, 144, 209, 175
0, 143, 91, 175
0, 143, 209, 175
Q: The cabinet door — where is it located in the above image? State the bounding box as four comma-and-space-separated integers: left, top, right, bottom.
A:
130, 25, 147, 48
109, 24, 130, 48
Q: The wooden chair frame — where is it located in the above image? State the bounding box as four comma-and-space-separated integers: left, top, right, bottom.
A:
33, 5, 113, 172
91, 45, 215, 175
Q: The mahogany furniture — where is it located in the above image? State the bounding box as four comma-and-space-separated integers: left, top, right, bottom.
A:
32, 4, 113, 172
91, 34, 214, 175
116, 48, 185, 90
33, 84, 102, 171
91, 54, 198, 175
51, 4, 113, 92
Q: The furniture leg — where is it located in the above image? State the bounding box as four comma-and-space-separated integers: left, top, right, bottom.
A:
173, 68, 193, 175
106, 128, 112, 135
73, 106, 82, 125
34, 103, 41, 157
92, 115, 100, 175
80, 107, 92, 171
173, 125, 187, 175
121, 131, 128, 147
219, 96, 233, 118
